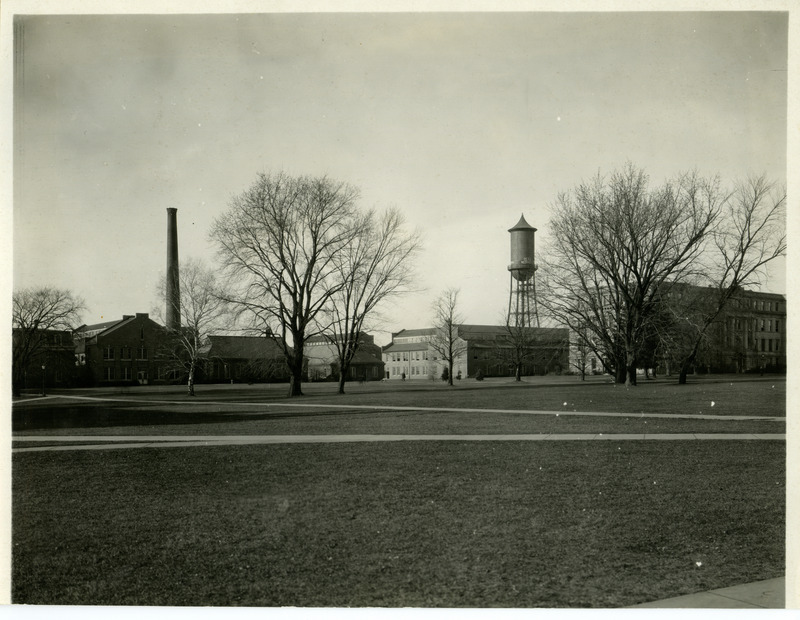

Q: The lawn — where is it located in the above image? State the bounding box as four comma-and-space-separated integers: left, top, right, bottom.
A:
12, 377, 787, 437
11, 377, 786, 607
12, 441, 784, 607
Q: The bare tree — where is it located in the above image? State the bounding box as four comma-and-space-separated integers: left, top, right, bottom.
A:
569, 322, 592, 381
540, 165, 721, 386
500, 321, 539, 381
661, 175, 786, 383
154, 258, 231, 396
323, 207, 421, 394
210, 172, 361, 397
429, 288, 467, 386
12, 287, 85, 396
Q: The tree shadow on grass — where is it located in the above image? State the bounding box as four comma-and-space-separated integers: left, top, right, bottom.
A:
12, 401, 387, 432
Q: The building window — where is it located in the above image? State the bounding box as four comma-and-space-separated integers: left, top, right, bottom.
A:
121, 347, 132, 360
776, 341, 780, 352
403, 352, 408, 361
105, 366, 115, 381
137, 346, 147, 360
775, 320, 780, 333
103, 346, 114, 360
768, 340, 773, 352
760, 320, 765, 331
123, 367, 132, 380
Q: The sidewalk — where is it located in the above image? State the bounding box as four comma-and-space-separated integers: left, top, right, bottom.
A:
11, 432, 787, 452
629, 576, 785, 608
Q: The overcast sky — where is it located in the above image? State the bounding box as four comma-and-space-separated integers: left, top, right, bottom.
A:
11, 9, 788, 344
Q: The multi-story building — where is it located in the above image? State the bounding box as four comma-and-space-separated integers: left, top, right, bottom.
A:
74, 313, 167, 386
304, 333, 384, 382
649, 283, 786, 375
12, 328, 79, 392
382, 325, 569, 380
714, 289, 786, 373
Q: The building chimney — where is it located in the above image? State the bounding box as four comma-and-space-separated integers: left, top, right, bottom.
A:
166, 208, 181, 330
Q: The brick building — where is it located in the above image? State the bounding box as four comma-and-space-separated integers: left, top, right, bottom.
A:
712, 288, 786, 373
74, 313, 167, 385
12, 328, 78, 392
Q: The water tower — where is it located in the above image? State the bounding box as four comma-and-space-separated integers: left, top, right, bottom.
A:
507, 213, 539, 328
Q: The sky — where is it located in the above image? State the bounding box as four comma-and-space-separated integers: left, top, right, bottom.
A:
9, 6, 789, 345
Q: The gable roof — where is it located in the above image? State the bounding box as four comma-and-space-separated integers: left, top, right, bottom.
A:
203, 335, 285, 360
75, 318, 125, 335
305, 343, 383, 366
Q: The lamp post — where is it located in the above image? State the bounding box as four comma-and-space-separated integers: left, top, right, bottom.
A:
41, 364, 46, 396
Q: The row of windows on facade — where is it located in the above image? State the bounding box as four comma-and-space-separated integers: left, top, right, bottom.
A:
385, 351, 437, 362
388, 365, 454, 377
731, 299, 782, 313
731, 318, 782, 332
728, 334, 781, 352
101, 366, 179, 381
104, 367, 150, 381
102, 346, 148, 360
759, 338, 780, 353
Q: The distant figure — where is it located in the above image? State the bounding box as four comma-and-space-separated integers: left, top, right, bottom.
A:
457, 370, 462, 380
401, 372, 406, 381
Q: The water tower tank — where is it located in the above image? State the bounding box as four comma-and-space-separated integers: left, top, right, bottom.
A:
508, 214, 537, 281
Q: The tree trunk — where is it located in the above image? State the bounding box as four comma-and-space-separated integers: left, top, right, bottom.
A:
337, 373, 346, 395
12, 366, 23, 397
615, 365, 626, 384
624, 348, 637, 387
678, 343, 701, 386
187, 365, 195, 396
515, 363, 522, 381
287, 353, 304, 397
448, 361, 454, 386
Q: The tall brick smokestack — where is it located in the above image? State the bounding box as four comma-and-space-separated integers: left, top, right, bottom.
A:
166, 207, 181, 330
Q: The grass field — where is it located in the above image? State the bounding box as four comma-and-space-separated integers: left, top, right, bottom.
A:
13, 375, 786, 437
11, 376, 786, 607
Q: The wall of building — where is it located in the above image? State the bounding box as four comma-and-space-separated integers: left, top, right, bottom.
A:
77, 314, 167, 386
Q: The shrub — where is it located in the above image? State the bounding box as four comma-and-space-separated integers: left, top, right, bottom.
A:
475, 369, 484, 381
441, 367, 450, 382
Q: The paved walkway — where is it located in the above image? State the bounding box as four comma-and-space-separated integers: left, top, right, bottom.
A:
12, 432, 786, 453
629, 576, 785, 608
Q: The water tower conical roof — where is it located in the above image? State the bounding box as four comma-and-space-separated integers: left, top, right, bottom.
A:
508, 213, 536, 232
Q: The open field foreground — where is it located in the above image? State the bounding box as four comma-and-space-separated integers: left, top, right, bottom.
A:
13, 442, 784, 607
11, 377, 786, 607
